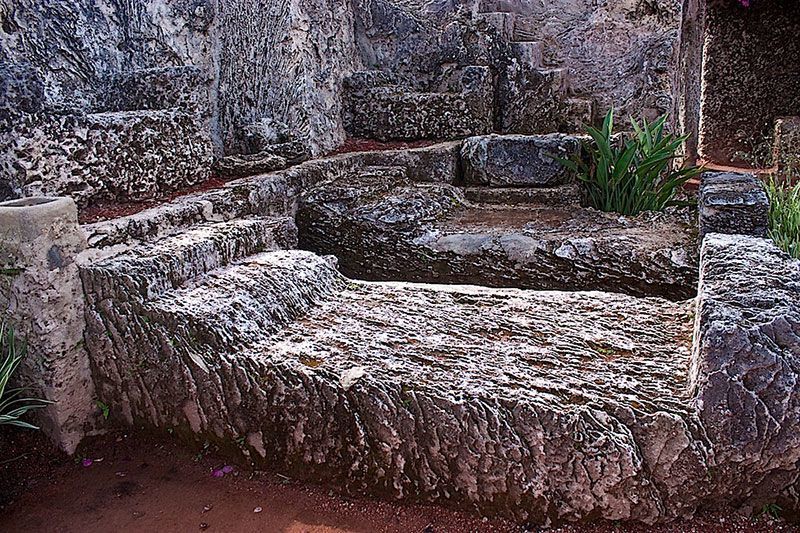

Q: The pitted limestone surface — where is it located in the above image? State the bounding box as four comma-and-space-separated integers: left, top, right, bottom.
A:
298, 177, 699, 299
2, 109, 213, 207
269, 282, 694, 408
692, 234, 800, 510
82, 245, 711, 524
85, 217, 298, 299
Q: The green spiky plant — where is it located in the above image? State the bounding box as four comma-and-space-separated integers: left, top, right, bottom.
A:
558, 109, 702, 216
766, 175, 800, 259
1, 321, 51, 429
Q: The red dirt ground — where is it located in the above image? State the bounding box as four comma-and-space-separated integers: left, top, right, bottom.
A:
78, 174, 229, 224
0, 429, 797, 533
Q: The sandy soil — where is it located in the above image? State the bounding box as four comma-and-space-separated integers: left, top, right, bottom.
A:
0, 430, 797, 533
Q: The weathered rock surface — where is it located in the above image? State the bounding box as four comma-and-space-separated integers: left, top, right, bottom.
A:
214, 153, 289, 178
698, 172, 769, 239
298, 176, 699, 299
462, 185, 582, 206
99, 66, 211, 115
773, 116, 800, 176
353, 0, 684, 126
216, 0, 360, 155
691, 233, 800, 511
699, 3, 800, 164
344, 66, 493, 141
353, 141, 461, 183
0, 197, 96, 453
82, 238, 710, 523
1, 109, 214, 208
83, 217, 298, 299
461, 134, 580, 187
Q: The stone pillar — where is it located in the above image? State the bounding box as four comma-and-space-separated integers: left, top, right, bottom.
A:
0, 197, 95, 453
698, 171, 769, 239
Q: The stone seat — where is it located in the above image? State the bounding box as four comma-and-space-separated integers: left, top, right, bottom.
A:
83, 217, 297, 300
297, 178, 699, 299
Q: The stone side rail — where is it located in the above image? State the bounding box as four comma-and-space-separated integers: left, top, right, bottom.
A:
691, 233, 800, 513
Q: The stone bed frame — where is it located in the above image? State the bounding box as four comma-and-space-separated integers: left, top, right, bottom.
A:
1, 139, 799, 525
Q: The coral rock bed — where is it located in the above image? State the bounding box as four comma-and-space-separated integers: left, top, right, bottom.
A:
3, 137, 796, 527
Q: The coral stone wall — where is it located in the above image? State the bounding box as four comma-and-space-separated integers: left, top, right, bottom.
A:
353, 0, 685, 122
699, 0, 800, 164
216, 0, 360, 156
0, 0, 215, 114
0, 0, 360, 158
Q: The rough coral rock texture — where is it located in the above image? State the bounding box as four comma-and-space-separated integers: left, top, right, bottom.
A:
505, 0, 683, 120
691, 233, 800, 511
75, 154, 800, 523
0, 0, 360, 159
773, 116, 800, 176
1, 109, 214, 208
216, 0, 360, 155
461, 134, 580, 187
0, 197, 96, 453
82, 233, 712, 523
352, 0, 684, 125
99, 66, 212, 115
698, 172, 769, 239
344, 66, 493, 140
0, 0, 215, 114
298, 172, 699, 299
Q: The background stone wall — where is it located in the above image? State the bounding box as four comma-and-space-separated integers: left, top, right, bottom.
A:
699, 0, 800, 165
352, 0, 685, 123
0, 0, 214, 115
216, 0, 360, 156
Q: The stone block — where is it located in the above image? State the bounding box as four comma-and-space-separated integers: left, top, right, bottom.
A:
461, 133, 580, 187
498, 66, 569, 135
0, 197, 95, 453
344, 67, 493, 141
698, 172, 769, 238
692, 233, 800, 505
1, 109, 214, 208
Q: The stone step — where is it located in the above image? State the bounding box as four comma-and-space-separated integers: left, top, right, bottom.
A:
358, 165, 409, 182
462, 184, 582, 206
146, 250, 345, 350
84, 217, 297, 301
